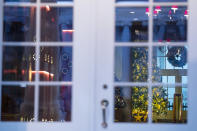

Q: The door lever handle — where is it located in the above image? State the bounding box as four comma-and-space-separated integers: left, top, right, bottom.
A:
101, 100, 109, 128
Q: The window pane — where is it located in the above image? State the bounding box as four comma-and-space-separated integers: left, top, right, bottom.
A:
40, 46, 72, 81
116, 7, 148, 42
39, 86, 72, 122
1, 85, 34, 121
3, 46, 35, 81
115, 47, 148, 82
153, 6, 188, 42
116, 0, 148, 2
4, 7, 36, 42
41, 7, 73, 42
152, 86, 187, 123
154, 0, 186, 2
41, 0, 73, 2
152, 46, 187, 84
4, 0, 36, 2
114, 86, 148, 122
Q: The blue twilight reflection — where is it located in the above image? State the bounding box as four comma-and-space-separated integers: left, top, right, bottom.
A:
153, 6, 188, 42
116, 7, 148, 42
116, 0, 148, 1
154, 0, 186, 2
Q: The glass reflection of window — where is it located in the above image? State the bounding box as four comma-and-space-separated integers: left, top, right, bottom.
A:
3, 46, 35, 81
116, 7, 148, 42
41, 7, 73, 42
41, 0, 73, 2
1, 85, 35, 121
40, 47, 72, 81
3, 7, 36, 42
115, 47, 148, 82
4, 0, 36, 2
39, 86, 72, 122
152, 86, 187, 123
153, 6, 188, 42
152, 46, 187, 83
116, 0, 148, 2
154, 0, 186, 2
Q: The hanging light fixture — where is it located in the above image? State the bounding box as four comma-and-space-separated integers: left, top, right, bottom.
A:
145, 8, 150, 16
155, 6, 161, 13
184, 9, 189, 18
171, 5, 178, 13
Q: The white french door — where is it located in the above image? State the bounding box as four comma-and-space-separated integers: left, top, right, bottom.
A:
95, 0, 197, 131
0, 0, 95, 131
0, 0, 197, 131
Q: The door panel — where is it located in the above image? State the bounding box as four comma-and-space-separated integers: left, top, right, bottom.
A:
95, 0, 197, 131
0, 0, 95, 131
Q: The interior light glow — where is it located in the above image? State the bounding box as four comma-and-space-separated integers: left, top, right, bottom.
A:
62, 29, 74, 33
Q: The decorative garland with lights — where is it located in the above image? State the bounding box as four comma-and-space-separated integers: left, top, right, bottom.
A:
167, 46, 187, 67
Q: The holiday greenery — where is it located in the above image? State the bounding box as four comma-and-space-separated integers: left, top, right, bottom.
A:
115, 47, 168, 122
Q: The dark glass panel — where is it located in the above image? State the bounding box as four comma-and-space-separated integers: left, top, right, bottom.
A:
114, 86, 148, 122
3, 46, 35, 81
3, 7, 36, 42
39, 86, 72, 122
40, 46, 72, 81
41, 7, 73, 42
1, 85, 34, 121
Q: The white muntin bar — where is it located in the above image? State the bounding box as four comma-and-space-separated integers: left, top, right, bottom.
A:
34, 0, 41, 122
115, 2, 188, 7
0, 0, 3, 121
4, 2, 73, 7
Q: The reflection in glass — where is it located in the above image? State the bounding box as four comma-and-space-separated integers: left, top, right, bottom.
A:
3, 46, 35, 81
152, 46, 187, 83
154, 0, 186, 2
39, 86, 72, 122
4, 0, 36, 2
116, 7, 148, 42
115, 47, 148, 82
153, 6, 188, 42
3, 7, 36, 42
114, 86, 148, 122
41, 7, 73, 42
116, 0, 148, 1
1, 85, 34, 121
40, 46, 72, 81
41, 0, 72, 2
152, 86, 187, 123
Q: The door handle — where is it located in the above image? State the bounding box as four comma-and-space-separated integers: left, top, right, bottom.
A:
101, 99, 109, 128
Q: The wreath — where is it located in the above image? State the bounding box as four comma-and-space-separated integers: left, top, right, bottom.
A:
167, 46, 187, 67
